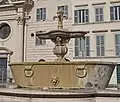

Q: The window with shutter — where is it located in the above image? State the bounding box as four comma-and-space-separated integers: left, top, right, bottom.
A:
96, 35, 105, 56
36, 8, 46, 21
75, 36, 90, 57
58, 5, 68, 17
115, 34, 120, 56
95, 7, 104, 22
74, 9, 89, 24
110, 6, 120, 21
35, 31, 46, 46
117, 64, 120, 83
0, 58, 7, 82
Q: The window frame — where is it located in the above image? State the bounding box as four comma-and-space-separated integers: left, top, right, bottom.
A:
115, 33, 120, 56
35, 31, 46, 46
110, 5, 120, 21
74, 8, 89, 24
96, 35, 105, 56
74, 36, 90, 57
0, 47, 13, 87
36, 8, 46, 22
95, 7, 104, 22
117, 64, 120, 84
0, 58, 7, 83
58, 5, 68, 17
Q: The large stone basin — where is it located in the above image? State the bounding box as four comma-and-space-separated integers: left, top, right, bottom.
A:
9, 61, 116, 89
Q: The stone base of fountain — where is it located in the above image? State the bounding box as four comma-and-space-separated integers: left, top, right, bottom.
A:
0, 88, 119, 102
9, 61, 116, 89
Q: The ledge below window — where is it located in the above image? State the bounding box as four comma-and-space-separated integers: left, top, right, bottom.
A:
73, 56, 120, 59
73, 20, 120, 26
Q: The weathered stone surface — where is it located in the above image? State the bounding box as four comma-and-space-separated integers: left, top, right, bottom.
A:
9, 61, 116, 89
0, 88, 119, 102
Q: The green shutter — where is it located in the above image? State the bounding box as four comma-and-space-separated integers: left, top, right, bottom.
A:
74, 10, 78, 23
117, 64, 120, 83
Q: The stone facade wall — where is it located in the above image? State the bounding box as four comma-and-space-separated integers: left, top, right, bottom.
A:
0, 3, 25, 82
0, 7, 23, 62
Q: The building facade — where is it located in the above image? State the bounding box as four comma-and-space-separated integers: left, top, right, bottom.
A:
0, 0, 33, 87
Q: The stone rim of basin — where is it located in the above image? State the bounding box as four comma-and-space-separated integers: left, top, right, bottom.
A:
9, 61, 117, 65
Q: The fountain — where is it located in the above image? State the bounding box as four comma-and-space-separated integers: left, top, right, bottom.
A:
9, 9, 116, 89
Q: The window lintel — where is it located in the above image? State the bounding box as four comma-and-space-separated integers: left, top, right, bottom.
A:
110, 1, 120, 4
92, 30, 108, 33
92, 2, 106, 6
75, 4, 88, 8
111, 29, 120, 32
75, 4, 88, 10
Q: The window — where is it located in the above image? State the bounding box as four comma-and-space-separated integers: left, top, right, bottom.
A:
36, 31, 46, 46
115, 34, 120, 56
58, 5, 68, 16
74, 9, 89, 24
75, 36, 90, 57
96, 35, 105, 56
36, 37, 46, 46
0, 23, 11, 39
117, 64, 120, 84
95, 7, 104, 22
0, 0, 9, 5
110, 6, 120, 21
0, 58, 7, 84
36, 8, 46, 21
